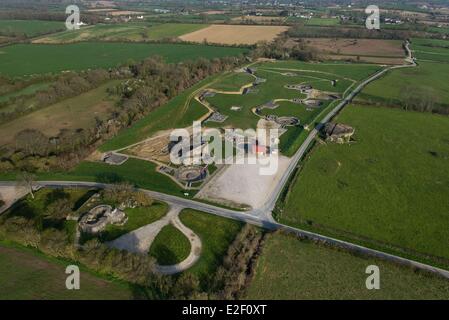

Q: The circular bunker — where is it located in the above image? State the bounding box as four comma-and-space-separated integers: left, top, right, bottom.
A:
275, 116, 300, 127
176, 166, 207, 183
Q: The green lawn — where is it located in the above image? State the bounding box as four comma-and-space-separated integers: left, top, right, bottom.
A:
0, 158, 186, 196
246, 233, 449, 299
411, 38, 449, 63
0, 80, 120, 146
0, 19, 65, 37
149, 223, 191, 265
179, 209, 243, 288
0, 42, 247, 77
99, 202, 168, 242
0, 243, 133, 300
36, 23, 208, 43
279, 105, 449, 264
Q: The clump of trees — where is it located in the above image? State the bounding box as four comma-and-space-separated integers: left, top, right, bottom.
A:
211, 224, 265, 299
103, 182, 153, 208
252, 37, 317, 61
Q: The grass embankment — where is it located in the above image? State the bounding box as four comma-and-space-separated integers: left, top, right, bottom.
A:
280, 105, 449, 264
0, 243, 134, 300
0, 42, 247, 77
149, 223, 191, 265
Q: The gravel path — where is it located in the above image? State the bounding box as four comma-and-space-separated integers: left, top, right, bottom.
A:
107, 205, 202, 274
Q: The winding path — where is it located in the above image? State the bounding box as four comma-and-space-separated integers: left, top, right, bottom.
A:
106, 205, 202, 275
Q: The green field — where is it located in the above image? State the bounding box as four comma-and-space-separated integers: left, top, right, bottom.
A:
0, 82, 53, 104
359, 61, 449, 108
411, 38, 449, 63
0, 243, 133, 300
0, 80, 120, 146
179, 209, 243, 288
36, 23, 209, 43
279, 105, 449, 264
203, 61, 379, 154
0, 19, 65, 37
246, 233, 449, 299
0, 42, 247, 77
98, 202, 168, 242
149, 223, 191, 265
306, 17, 340, 26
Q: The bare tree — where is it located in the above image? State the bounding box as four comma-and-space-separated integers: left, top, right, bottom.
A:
17, 171, 37, 199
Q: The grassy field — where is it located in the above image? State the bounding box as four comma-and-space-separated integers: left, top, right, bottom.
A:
97, 202, 168, 242
203, 61, 379, 154
246, 233, 449, 299
0, 80, 120, 146
0, 42, 247, 77
35, 23, 209, 43
179, 209, 243, 288
359, 61, 449, 108
0, 19, 65, 37
0, 243, 133, 300
411, 38, 449, 63
279, 105, 449, 264
149, 223, 191, 265
179, 24, 289, 45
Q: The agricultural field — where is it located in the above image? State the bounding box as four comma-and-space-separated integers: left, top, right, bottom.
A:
410, 38, 449, 63
0, 244, 133, 300
304, 38, 406, 64
306, 17, 340, 26
96, 202, 169, 242
179, 24, 289, 45
246, 233, 449, 299
34, 23, 209, 43
359, 61, 449, 109
0, 80, 120, 147
0, 19, 65, 38
278, 105, 449, 265
0, 42, 248, 77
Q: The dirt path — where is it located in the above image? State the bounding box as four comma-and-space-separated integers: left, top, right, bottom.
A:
107, 205, 202, 274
